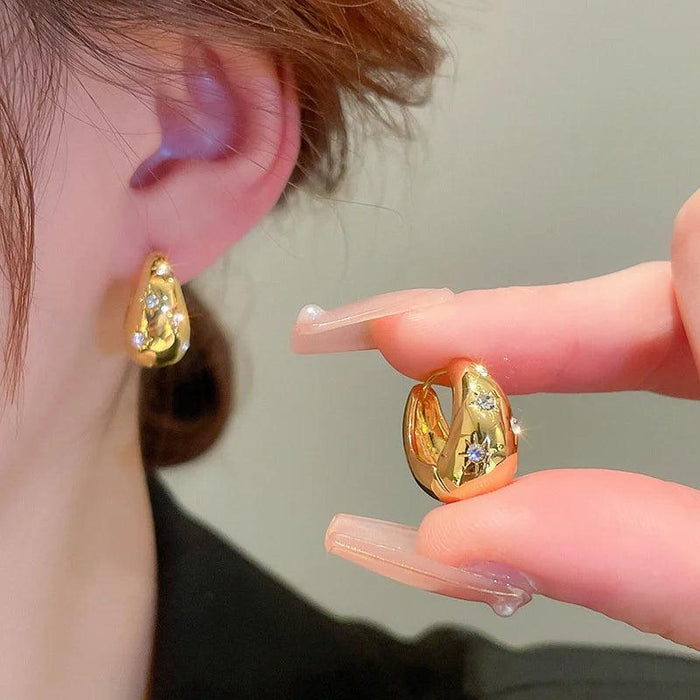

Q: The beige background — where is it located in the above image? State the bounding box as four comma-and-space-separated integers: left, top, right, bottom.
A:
162, 1, 700, 657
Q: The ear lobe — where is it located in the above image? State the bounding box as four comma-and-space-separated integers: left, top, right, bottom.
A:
128, 41, 300, 282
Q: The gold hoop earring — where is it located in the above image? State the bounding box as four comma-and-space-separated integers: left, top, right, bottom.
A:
124, 252, 191, 368
403, 358, 520, 502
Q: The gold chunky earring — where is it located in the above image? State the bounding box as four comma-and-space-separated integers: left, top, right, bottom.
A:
403, 358, 520, 502
124, 252, 191, 368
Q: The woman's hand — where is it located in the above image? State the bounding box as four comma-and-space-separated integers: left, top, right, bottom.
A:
291, 190, 700, 650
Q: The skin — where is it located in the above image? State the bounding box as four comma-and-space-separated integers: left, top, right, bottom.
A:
368, 197, 700, 649
3, 25, 698, 700
1, 42, 300, 698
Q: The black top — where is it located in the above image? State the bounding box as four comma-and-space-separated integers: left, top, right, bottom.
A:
148, 476, 700, 699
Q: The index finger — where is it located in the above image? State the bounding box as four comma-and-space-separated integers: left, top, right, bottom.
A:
371, 262, 699, 398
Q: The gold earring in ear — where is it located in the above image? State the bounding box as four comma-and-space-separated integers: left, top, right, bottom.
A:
125, 252, 191, 368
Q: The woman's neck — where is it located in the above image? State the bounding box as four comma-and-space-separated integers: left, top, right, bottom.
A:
0, 363, 155, 698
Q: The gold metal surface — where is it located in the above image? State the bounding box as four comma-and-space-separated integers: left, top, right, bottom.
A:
403, 359, 519, 502
124, 253, 191, 368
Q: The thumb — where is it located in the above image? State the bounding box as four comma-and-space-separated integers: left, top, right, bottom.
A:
326, 469, 700, 649
415, 469, 700, 649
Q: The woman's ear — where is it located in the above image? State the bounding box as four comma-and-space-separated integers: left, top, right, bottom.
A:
126, 40, 300, 282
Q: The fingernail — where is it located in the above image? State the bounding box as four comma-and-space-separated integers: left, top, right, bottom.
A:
291, 288, 454, 354
325, 514, 535, 616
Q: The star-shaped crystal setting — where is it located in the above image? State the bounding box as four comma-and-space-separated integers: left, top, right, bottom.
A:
466, 443, 487, 462
131, 331, 148, 350
154, 261, 171, 277
457, 432, 497, 482
473, 391, 496, 412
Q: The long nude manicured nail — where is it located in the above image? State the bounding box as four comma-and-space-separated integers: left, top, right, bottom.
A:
325, 514, 535, 616
291, 288, 453, 354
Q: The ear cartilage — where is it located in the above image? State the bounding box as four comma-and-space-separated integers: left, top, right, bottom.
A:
130, 42, 239, 189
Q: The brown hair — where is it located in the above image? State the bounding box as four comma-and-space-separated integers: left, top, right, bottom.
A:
2, 1, 443, 464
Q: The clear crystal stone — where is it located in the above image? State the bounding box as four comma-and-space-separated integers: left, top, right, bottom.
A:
145, 293, 159, 309
172, 312, 184, 328
510, 416, 522, 435
160, 304, 170, 313
131, 331, 146, 348
155, 262, 170, 277
474, 364, 489, 377
475, 392, 496, 411
466, 444, 486, 463
181, 340, 190, 353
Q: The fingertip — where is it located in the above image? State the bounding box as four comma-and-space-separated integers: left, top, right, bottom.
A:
415, 469, 700, 647
673, 187, 700, 234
